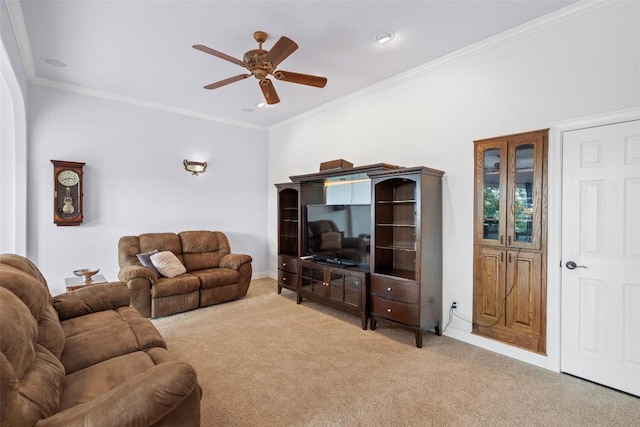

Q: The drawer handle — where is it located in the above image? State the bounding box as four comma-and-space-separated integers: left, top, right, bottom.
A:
282, 263, 286, 267
387, 308, 392, 313
282, 277, 286, 281
387, 287, 392, 292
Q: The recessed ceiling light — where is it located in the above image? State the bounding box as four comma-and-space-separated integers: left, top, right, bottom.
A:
241, 107, 254, 113
43, 58, 67, 68
373, 30, 395, 45
256, 102, 267, 108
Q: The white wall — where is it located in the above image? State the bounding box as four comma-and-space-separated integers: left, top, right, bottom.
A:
268, 1, 640, 368
1, 0, 28, 255
28, 85, 269, 295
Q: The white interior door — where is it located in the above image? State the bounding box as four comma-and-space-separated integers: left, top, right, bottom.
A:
561, 119, 640, 396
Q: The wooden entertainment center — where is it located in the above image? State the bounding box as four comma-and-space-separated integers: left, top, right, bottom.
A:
275, 163, 444, 347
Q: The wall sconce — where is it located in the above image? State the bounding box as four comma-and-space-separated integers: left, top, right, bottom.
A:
183, 160, 207, 175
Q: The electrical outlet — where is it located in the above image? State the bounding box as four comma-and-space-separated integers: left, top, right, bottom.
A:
451, 301, 457, 310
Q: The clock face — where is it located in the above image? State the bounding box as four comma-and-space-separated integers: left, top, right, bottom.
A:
57, 170, 79, 186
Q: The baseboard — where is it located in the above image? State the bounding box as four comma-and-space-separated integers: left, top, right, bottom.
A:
444, 327, 555, 371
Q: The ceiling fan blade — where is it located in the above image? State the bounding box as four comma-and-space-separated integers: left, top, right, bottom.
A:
203, 74, 251, 90
274, 70, 327, 88
263, 37, 298, 68
193, 44, 245, 67
259, 79, 280, 105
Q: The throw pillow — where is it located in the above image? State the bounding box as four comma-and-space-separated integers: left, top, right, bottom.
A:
320, 231, 342, 251
150, 251, 186, 278
136, 249, 163, 278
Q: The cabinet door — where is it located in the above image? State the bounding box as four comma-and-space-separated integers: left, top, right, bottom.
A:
474, 140, 507, 247
327, 270, 361, 308
506, 133, 545, 250
473, 247, 506, 327
300, 264, 326, 297
505, 250, 542, 337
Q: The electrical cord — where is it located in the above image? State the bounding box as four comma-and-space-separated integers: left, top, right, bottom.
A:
473, 248, 522, 329
448, 248, 523, 330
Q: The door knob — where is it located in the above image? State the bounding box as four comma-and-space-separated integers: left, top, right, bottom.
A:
565, 261, 587, 270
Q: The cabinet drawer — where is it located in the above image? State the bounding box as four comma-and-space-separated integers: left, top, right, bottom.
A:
371, 295, 419, 326
278, 256, 298, 274
370, 275, 418, 303
278, 270, 298, 288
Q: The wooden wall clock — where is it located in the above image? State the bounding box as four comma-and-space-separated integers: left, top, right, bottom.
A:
51, 160, 85, 226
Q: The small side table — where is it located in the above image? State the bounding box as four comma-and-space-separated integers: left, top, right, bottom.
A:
65, 274, 108, 291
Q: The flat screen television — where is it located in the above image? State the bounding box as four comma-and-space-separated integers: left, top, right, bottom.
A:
304, 204, 371, 267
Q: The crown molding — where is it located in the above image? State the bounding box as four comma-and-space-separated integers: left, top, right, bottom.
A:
31, 76, 268, 131
7, 0, 616, 132
5, 0, 267, 131
272, 0, 617, 130
5, 0, 35, 80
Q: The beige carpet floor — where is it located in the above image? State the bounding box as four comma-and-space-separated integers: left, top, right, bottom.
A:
152, 278, 639, 426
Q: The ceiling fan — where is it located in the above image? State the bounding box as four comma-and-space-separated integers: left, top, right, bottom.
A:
193, 31, 327, 105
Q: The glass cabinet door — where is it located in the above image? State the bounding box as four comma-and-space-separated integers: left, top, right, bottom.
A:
475, 141, 506, 247
300, 265, 326, 297
327, 271, 360, 307
507, 136, 543, 250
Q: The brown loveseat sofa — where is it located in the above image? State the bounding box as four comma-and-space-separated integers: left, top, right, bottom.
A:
118, 230, 252, 318
0, 254, 201, 427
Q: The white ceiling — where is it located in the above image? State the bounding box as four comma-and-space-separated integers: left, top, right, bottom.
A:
9, 0, 578, 129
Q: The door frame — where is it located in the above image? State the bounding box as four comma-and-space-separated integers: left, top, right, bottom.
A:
547, 106, 640, 372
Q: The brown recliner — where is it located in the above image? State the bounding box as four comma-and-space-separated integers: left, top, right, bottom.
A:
0, 253, 201, 427
118, 230, 252, 318
307, 220, 366, 262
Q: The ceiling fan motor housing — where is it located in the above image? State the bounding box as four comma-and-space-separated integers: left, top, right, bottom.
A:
243, 49, 272, 79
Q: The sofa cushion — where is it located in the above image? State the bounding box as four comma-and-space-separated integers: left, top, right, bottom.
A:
152, 274, 201, 298
179, 231, 230, 271
60, 350, 157, 411
0, 288, 38, 378
0, 288, 65, 426
192, 268, 241, 289
151, 251, 187, 278
136, 249, 163, 278
0, 265, 50, 320
0, 268, 64, 373
54, 354, 199, 426
0, 254, 50, 292
60, 307, 166, 374
139, 233, 183, 258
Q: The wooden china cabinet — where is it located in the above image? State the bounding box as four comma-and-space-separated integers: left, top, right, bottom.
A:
472, 129, 548, 354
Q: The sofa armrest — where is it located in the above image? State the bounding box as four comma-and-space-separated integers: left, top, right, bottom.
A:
219, 253, 252, 271
34, 361, 200, 427
118, 265, 157, 283
53, 282, 130, 320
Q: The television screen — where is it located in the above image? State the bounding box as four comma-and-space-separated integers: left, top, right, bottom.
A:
304, 204, 371, 267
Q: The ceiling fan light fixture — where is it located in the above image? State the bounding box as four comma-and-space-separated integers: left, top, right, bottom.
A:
183, 160, 207, 175
373, 30, 395, 44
